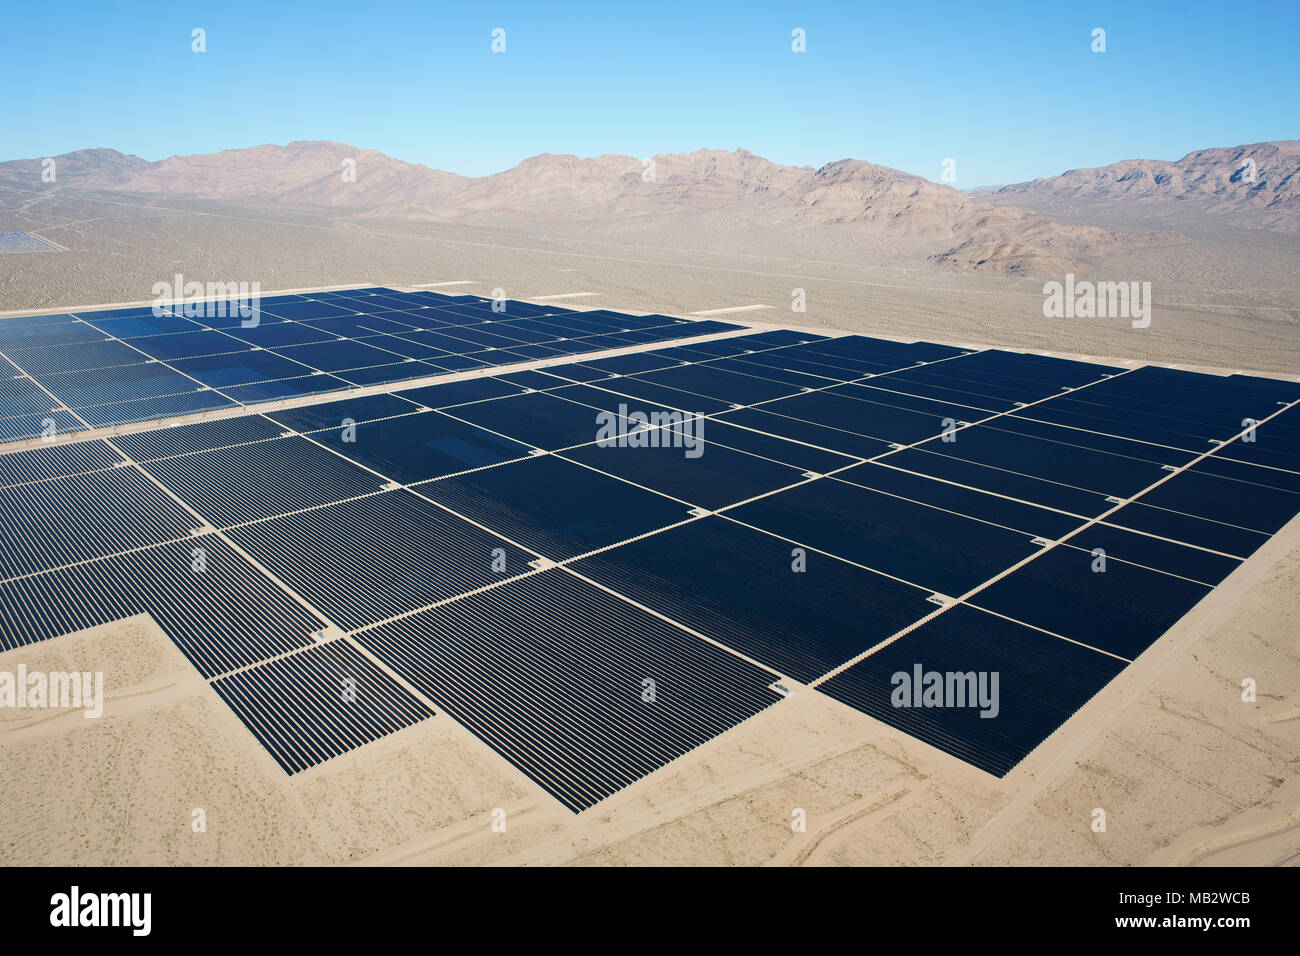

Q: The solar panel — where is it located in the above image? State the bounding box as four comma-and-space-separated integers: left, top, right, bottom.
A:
223, 489, 534, 630
355, 570, 781, 812
574, 516, 933, 683
817, 604, 1126, 777
142, 436, 387, 526
211, 640, 434, 773
0, 537, 321, 676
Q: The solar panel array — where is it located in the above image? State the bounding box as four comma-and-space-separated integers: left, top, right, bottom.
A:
0, 287, 739, 442
2, 286, 1298, 809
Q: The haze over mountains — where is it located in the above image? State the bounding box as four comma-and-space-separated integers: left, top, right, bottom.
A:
1, 139, 1295, 276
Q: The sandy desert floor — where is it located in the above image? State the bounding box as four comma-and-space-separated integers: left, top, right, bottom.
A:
1, 185, 1297, 375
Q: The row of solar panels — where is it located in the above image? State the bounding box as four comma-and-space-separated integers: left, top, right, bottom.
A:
0, 288, 739, 440
2, 305, 1299, 805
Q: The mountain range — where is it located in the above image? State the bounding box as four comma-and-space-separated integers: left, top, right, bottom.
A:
3, 139, 1295, 275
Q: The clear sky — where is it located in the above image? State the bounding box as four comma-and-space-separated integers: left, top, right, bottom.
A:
3, 0, 1296, 186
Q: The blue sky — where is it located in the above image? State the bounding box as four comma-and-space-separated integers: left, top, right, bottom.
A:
3, 0, 1296, 186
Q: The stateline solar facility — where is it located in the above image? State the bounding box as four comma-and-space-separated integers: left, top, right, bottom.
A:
1, 286, 1298, 812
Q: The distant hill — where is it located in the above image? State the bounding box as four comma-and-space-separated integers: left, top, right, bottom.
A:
995, 141, 1300, 231
0, 140, 1210, 275
0, 147, 151, 187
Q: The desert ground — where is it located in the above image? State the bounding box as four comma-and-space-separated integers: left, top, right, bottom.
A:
1, 175, 1297, 376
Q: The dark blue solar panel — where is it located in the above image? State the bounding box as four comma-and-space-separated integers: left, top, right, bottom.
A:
338, 361, 440, 386
818, 603, 1126, 777
1103, 504, 1268, 558
112, 414, 288, 461
1059, 522, 1240, 586
0, 375, 66, 418
575, 516, 933, 682
82, 312, 200, 338
414, 454, 690, 560
0, 439, 122, 487
1192, 455, 1300, 495
74, 391, 237, 428
663, 416, 857, 474
0, 412, 84, 443
441, 391, 608, 450
272, 338, 407, 373
356, 569, 781, 812
752, 390, 965, 446
212, 640, 434, 774
396, 376, 526, 408
41, 363, 201, 406
905, 425, 1175, 498
168, 350, 319, 387
980, 413, 1198, 466
0, 538, 321, 677
971, 544, 1212, 660
633, 364, 804, 406
314, 409, 533, 483
582, 376, 734, 415
825, 382, 995, 423
0, 320, 108, 350
224, 490, 535, 630
711, 406, 892, 458
144, 436, 385, 526
5, 339, 147, 375
0, 466, 198, 578
879, 365, 1055, 406
258, 300, 358, 322
218, 373, 353, 404
878, 447, 1112, 516
728, 477, 1046, 597
265, 392, 420, 432
835, 462, 1085, 539
1138, 468, 1300, 534
223, 321, 338, 348
559, 433, 806, 510
129, 330, 249, 361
